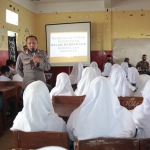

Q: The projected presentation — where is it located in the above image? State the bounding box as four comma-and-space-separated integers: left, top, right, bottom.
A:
46, 22, 91, 66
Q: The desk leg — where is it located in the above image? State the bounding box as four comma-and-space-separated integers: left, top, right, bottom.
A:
2, 92, 7, 131
15, 89, 19, 115
0, 112, 3, 136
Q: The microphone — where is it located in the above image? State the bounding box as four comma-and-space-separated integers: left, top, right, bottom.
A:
32, 48, 35, 56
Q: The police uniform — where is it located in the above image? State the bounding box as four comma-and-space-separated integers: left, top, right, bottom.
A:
16, 49, 50, 89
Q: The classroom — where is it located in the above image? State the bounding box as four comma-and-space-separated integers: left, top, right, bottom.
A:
0, 0, 150, 150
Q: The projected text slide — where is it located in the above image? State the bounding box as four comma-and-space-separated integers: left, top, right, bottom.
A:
50, 32, 87, 63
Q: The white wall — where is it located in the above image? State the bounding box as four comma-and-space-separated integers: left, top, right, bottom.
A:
11, 0, 150, 14
36, 1, 105, 14
11, 0, 36, 13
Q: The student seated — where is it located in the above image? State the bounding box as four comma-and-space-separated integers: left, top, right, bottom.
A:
69, 62, 83, 85
101, 62, 112, 77
128, 67, 139, 86
75, 67, 97, 96
12, 74, 23, 81
110, 68, 135, 97
90, 61, 101, 76
133, 74, 150, 97
133, 80, 150, 138
67, 76, 136, 142
38, 147, 67, 150
121, 62, 129, 77
6, 59, 17, 75
50, 73, 75, 99
0, 65, 12, 81
10, 81, 66, 132
109, 64, 121, 77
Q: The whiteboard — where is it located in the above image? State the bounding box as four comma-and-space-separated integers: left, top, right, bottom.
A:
113, 38, 150, 67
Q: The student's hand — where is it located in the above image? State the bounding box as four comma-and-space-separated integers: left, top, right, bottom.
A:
32, 56, 40, 63
134, 86, 138, 92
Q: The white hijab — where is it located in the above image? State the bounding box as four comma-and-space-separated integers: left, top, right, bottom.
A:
109, 64, 121, 77
128, 67, 139, 84
75, 67, 98, 96
12, 74, 23, 81
133, 80, 150, 138
90, 61, 101, 76
67, 77, 136, 141
38, 147, 67, 150
102, 62, 112, 76
69, 62, 83, 85
133, 75, 150, 97
110, 68, 133, 97
10, 81, 66, 132
121, 62, 129, 76
50, 73, 75, 99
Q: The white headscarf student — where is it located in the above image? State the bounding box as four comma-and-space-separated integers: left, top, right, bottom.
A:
121, 62, 129, 77
110, 68, 135, 97
38, 146, 67, 150
67, 76, 136, 141
133, 75, 150, 97
50, 73, 75, 99
109, 64, 121, 77
101, 62, 112, 76
90, 61, 101, 76
75, 67, 98, 96
128, 67, 139, 85
133, 80, 150, 138
69, 62, 83, 85
12, 74, 23, 81
10, 81, 66, 132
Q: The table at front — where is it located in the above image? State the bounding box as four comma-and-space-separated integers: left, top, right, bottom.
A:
53, 104, 78, 119
0, 86, 19, 130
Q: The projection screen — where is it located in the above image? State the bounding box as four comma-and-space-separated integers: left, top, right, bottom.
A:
45, 22, 91, 66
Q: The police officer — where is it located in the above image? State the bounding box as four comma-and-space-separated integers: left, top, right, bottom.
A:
16, 35, 51, 89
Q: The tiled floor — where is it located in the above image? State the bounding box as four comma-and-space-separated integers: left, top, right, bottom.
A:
0, 130, 13, 150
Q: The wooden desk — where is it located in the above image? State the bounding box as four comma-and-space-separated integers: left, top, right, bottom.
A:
53, 104, 78, 118
0, 86, 19, 130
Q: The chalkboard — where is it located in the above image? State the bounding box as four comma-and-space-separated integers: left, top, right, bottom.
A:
113, 38, 150, 67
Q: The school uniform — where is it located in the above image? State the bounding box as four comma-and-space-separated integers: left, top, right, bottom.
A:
133, 80, 150, 138
0, 75, 11, 81
90, 61, 101, 76
67, 77, 136, 141
110, 68, 134, 97
69, 62, 83, 85
50, 72, 75, 99
10, 81, 66, 132
128, 67, 139, 85
121, 62, 129, 76
75, 67, 97, 96
101, 62, 112, 76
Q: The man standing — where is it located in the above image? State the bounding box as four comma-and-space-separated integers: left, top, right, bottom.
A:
16, 35, 50, 89
106, 55, 114, 65
136, 54, 149, 72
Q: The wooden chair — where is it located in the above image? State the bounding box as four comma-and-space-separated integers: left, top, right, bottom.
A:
0, 112, 3, 136
118, 97, 143, 110
52, 95, 85, 106
13, 130, 69, 149
140, 138, 150, 150
74, 138, 139, 150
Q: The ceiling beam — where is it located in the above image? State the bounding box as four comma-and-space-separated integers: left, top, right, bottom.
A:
104, 0, 111, 8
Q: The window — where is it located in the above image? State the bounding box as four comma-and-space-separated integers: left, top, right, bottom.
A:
6, 9, 18, 25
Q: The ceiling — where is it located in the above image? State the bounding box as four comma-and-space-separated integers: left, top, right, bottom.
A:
30, 0, 103, 3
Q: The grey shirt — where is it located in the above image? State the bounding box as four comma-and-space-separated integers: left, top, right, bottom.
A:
16, 49, 50, 89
